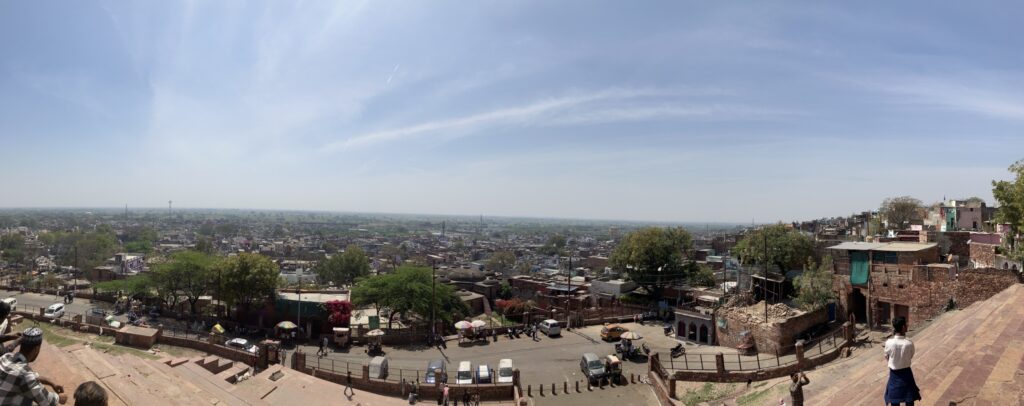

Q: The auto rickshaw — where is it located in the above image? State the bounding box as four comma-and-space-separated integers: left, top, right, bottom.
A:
604, 354, 622, 384
366, 329, 384, 355
332, 327, 351, 349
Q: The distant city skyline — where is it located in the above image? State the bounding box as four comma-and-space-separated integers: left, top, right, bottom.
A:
2, 1, 1022, 223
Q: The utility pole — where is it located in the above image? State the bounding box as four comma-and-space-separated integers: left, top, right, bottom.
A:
565, 254, 572, 329
296, 287, 302, 339
74, 245, 78, 297
431, 261, 437, 338
763, 231, 769, 323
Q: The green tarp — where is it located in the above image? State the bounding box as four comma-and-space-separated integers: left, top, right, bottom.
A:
850, 251, 869, 285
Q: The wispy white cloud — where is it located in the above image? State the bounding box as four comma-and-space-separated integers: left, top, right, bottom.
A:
319, 87, 776, 152
839, 73, 1024, 120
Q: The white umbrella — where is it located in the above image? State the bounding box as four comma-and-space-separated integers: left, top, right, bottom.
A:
366, 329, 385, 337
454, 321, 472, 330
620, 331, 643, 341
470, 320, 487, 328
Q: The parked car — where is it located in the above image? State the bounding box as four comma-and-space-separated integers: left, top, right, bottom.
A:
496, 359, 514, 384
579, 353, 605, 383
226, 338, 258, 354
476, 364, 491, 383
89, 308, 107, 317
538, 319, 561, 337
456, 361, 473, 385
600, 324, 629, 341
425, 360, 445, 384
2, 298, 17, 309
44, 304, 65, 319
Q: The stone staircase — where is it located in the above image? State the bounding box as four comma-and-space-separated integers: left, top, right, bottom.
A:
809, 283, 1024, 405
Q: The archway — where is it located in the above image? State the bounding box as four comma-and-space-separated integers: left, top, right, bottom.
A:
688, 323, 697, 340
699, 325, 709, 343
850, 288, 867, 325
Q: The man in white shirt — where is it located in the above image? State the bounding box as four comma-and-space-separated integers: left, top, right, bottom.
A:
883, 317, 921, 405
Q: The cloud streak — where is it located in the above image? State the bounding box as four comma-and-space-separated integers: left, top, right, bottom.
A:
319, 87, 778, 152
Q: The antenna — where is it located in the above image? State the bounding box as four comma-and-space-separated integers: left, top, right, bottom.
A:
125, 204, 128, 220
168, 200, 172, 216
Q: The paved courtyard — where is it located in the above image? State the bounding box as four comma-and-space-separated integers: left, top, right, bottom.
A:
295, 321, 718, 405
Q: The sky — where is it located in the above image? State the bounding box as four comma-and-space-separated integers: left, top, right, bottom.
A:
1, 1, 1023, 223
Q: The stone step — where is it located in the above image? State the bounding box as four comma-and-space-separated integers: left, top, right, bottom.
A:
177, 361, 267, 406
215, 363, 251, 384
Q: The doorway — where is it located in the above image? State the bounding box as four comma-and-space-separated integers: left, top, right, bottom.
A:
850, 288, 867, 325
878, 302, 891, 326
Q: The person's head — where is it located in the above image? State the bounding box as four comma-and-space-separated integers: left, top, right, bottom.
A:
791, 372, 800, 382
74, 381, 108, 406
19, 327, 44, 362
0, 301, 10, 320
892, 316, 907, 335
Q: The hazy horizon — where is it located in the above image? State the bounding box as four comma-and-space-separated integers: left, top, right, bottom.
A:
2, 1, 1022, 223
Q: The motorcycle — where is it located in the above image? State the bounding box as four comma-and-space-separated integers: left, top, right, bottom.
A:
670, 343, 685, 358
641, 343, 651, 356
663, 324, 674, 336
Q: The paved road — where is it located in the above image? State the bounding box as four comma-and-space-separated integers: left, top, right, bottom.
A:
0, 289, 193, 330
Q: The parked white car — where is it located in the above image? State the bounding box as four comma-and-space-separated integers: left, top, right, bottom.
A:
497, 359, 514, 383
456, 361, 473, 384
538, 319, 561, 337
44, 303, 65, 319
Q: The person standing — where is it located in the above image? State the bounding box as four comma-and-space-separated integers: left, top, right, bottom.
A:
0, 327, 67, 405
462, 390, 470, 406
317, 336, 325, 357
442, 384, 450, 406
789, 372, 809, 406
884, 317, 921, 406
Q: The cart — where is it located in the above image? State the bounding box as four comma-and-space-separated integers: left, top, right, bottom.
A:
366, 329, 384, 355
332, 327, 351, 349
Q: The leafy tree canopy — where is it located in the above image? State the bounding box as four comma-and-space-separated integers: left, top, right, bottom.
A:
351, 266, 469, 328
486, 251, 516, 273
993, 160, 1024, 260
314, 245, 370, 287
795, 255, 836, 311
609, 227, 694, 298
734, 224, 815, 273
217, 253, 281, 311
880, 196, 924, 230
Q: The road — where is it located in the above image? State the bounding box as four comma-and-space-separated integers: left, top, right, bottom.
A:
0, 289, 192, 330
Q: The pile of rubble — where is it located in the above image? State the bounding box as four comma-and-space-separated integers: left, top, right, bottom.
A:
723, 301, 803, 324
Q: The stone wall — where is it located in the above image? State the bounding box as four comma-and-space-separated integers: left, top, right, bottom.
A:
969, 243, 998, 268
834, 265, 1019, 331
715, 306, 827, 355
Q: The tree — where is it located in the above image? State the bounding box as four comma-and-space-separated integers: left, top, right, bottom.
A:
154, 251, 216, 315
380, 244, 405, 272
880, 196, 924, 230
486, 251, 516, 274
794, 255, 835, 311
351, 266, 469, 329
194, 238, 215, 255
993, 160, 1024, 260
0, 234, 25, 265
689, 264, 717, 287
609, 227, 694, 298
314, 245, 370, 287
497, 282, 513, 300
217, 253, 281, 313
48, 231, 117, 273
733, 224, 815, 273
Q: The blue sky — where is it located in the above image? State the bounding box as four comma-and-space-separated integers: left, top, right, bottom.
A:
2, 1, 1023, 222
